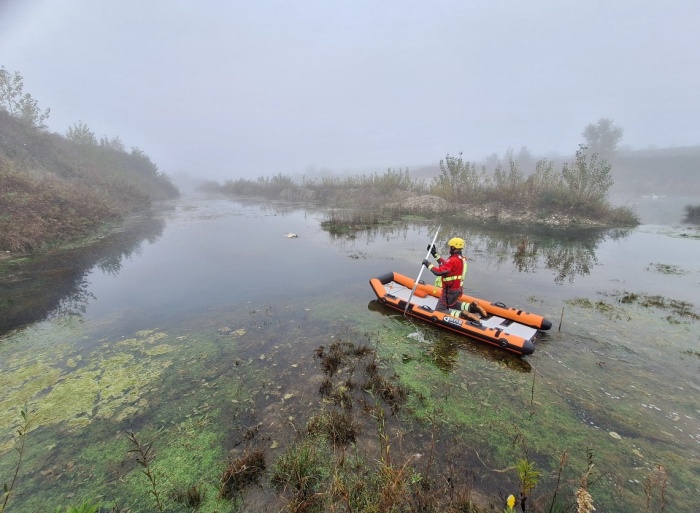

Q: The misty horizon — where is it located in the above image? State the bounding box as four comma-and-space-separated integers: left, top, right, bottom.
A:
2, 1, 699, 181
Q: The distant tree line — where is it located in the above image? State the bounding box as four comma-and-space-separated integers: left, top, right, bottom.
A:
209, 118, 636, 227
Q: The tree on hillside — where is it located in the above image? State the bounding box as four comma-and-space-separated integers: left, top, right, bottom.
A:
66, 120, 97, 145
100, 135, 125, 152
0, 66, 51, 129
582, 118, 623, 159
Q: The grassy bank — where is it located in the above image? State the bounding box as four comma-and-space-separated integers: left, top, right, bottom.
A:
0, 110, 179, 254
205, 149, 639, 229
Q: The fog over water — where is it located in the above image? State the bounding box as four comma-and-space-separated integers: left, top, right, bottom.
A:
2, 1, 699, 179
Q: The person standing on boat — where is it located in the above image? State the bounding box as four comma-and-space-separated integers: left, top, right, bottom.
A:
422, 237, 486, 323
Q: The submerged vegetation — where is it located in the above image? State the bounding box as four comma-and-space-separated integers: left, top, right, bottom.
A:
2, 300, 695, 512
206, 146, 639, 229
0, 66, 179, 254
0, 335, 627, 513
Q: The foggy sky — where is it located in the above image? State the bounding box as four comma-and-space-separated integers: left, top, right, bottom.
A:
1, 0, 699, 180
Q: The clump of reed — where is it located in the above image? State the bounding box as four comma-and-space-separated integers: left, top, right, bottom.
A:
270, 436, 331, 512
219, 449, 266, 501
307, 410, 357, 446
314, 340, 372, 377
171, 484, 206, 510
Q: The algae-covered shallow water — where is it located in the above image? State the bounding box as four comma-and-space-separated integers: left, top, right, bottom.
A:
1, 193, 699, 512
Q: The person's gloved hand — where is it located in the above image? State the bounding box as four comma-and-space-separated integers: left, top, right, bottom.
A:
426, 244, 438, 257
422, 259, 432, 268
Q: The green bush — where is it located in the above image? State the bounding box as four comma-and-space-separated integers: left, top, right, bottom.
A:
430, 153, 483, 202
561, 148, 613, 207
683, 204, 700, 224
490, 157, 526, 203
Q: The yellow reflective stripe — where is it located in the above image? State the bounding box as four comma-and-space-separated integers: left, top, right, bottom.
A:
442, 257, 467, 286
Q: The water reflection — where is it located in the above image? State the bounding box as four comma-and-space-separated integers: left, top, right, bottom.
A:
198, 198, 633, 285
314, 208, 632, 284
475, 226, 632, 283
0, 214, 166, 335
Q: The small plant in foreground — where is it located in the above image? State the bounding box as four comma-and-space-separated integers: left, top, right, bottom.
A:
515, 458, 541, 511
55, 498, 101, 513
271, 437, 330, 511
171, 483, 206, 510
643, 464, 667, 513
126, 430, 164, 512
219, 449, 266, 500
307, 409, 357, 446
576, 451, 596, 513
1, 406, 30, 513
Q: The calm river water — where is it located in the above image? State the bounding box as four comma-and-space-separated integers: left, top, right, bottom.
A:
1, 192, 698, 512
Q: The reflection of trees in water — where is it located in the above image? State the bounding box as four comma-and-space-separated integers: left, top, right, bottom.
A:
312, 206, 630, 284
95, 235, 150, 277
97, 255, 126, 277
50, 279, 96, 319
473, 227, 631, 283
478, 233, 600, 283
328, 222, 413, 248
353, 219, 628, 284
0, 215, 166, 334
225, 200, 631, 284
227, 197, 313, 218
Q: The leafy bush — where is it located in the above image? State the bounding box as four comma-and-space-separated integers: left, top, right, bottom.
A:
490, 157, 526, 204
683, 204, 700, 224
560, 148, 613, 207
430, 153, 483, 202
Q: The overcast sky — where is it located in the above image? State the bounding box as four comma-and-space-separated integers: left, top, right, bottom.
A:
1, 1, 699, 180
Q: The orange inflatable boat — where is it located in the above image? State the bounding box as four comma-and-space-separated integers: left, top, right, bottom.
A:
369, 271, 552, 356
